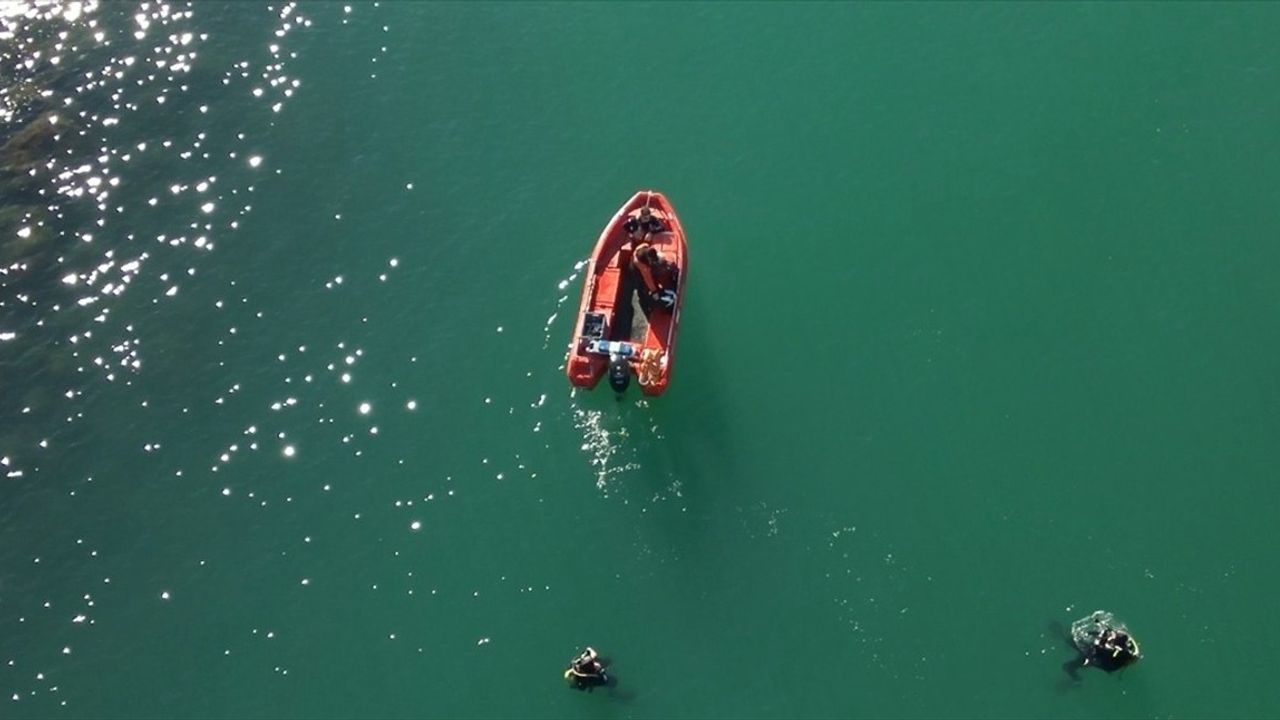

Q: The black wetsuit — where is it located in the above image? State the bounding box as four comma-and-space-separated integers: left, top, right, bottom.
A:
1065, 631, 1137, 678
569, 659, 607, 690
625, 216, 665, 237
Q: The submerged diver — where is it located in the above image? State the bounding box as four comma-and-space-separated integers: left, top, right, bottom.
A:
1063, 610, 1141, 679
564, 647, 609, 691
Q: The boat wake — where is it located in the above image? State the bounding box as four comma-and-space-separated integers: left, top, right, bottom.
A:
545, 259, 675, 499
543, 258, 640, 494
570, 400, 641, 494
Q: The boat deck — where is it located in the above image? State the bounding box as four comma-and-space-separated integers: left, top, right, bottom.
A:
611, 262, 650, 343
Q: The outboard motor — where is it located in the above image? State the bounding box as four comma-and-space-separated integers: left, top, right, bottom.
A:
607, 354, 631, 393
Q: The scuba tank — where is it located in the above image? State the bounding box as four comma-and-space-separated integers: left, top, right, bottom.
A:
607, 354, 631, 393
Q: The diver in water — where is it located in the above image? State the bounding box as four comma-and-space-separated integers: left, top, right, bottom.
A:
1062, 610, 1141, 679
565, 647, 608, 691
1086, 627, 1141, 670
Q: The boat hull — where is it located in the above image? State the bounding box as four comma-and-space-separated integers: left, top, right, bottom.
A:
566, 191, 687, 396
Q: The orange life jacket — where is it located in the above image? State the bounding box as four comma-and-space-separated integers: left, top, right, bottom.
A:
632, 244, 661, 293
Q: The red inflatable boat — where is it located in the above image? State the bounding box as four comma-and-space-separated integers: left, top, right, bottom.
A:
566, 190, 688, 396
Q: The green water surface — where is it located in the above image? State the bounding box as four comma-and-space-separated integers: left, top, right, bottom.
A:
2, 2, 1279, 718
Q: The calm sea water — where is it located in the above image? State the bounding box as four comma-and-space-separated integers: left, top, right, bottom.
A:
3, 2, 1279, 718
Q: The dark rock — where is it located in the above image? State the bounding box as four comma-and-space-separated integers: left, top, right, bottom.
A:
1, 109, 63, 173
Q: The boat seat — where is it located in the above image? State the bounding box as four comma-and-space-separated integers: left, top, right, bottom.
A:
593, 266, 623, 312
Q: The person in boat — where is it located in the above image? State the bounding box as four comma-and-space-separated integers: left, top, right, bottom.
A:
1062, 610, 1141, 679
624, 206, 665, 243
564, 647, 608, 690
632, 243, 679, 310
